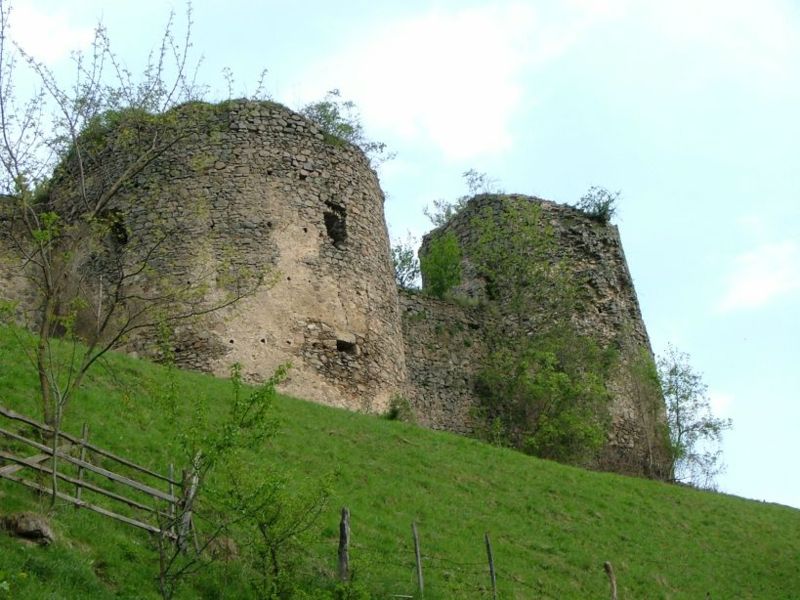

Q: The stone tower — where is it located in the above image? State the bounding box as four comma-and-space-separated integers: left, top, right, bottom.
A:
404, 194, 670, 476
47, 100, 407, 413
0, 101, 670, 478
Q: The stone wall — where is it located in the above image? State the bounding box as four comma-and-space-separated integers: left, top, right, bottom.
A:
0, 101, 670, 478
416, 195, 670, 476
45, 100, 406, 414
0, 202, 37, 323
399, 290, 486, 433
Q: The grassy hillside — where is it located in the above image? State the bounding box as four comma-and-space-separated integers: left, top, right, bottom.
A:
1, 325, 799, 599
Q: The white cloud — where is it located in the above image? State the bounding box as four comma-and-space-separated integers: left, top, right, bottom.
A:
8, 4, 94, 63
644, 0, 799, 82
295, 2, 612, 161
708, 390, 734, 417
291, 0, 800, 162
717, 241, 800, 312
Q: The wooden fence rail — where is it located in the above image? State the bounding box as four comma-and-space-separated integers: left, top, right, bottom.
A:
0, 404, 188, 541
0, 405, 177, 484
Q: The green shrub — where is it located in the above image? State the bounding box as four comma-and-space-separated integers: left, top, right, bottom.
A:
384, 395, 416, 423
575, 186, 619, 223
419, 231, 461, 299
299, 89, 394, 167
423, 169, 503, 227
475, 330, 616, 465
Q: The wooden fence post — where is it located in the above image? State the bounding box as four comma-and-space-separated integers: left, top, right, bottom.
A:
75, 423, 89, 504
485, 532, 498, 600
338, 507, 350, 581
604, 561, 617, 600
412, 521, 424, 599
178, 452, 201, 553
168, 463, 176, 537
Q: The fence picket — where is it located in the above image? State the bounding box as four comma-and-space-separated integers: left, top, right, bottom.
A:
604, 561, 618, 600
75, 423, 89, 503
0, 442, 72, 476
485, 532, 498, 600
338, 507, 351, 581
0, 469, 173, 536
0, 404, 179, 484
0, 425, 178, 502
412, 521, 424, 599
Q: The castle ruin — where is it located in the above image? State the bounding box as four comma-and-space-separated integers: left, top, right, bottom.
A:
0, 100, 670, 477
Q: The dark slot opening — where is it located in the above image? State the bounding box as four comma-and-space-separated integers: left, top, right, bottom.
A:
323, 201, 347, 249
336, 339, 358, 355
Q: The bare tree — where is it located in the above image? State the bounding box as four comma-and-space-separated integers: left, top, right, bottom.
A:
391, 232, 420, 290
0, 1, 262, 501
658, 344, 732, 488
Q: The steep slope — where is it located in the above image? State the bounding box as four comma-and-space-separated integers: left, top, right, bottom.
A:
0, 325, 798, 599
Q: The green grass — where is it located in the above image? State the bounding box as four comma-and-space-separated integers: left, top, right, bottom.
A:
1, 324, 799, 598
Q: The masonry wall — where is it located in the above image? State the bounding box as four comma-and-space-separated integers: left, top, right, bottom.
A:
46, 100, 406, 413
0, 101, 670, 478
0, 225, 29, 323
399, 290, 486, 434
414, 195, 670, 476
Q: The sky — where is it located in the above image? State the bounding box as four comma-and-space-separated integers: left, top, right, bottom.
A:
6, 0, 799, 508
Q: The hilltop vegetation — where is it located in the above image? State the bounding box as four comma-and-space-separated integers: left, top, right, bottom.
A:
1, 325, 799, 598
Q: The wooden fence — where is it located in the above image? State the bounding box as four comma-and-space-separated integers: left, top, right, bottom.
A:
0, 404, 193, 543
335, 507, 620, 600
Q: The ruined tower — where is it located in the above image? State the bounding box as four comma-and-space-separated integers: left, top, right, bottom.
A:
0, 101, 670, 477
47, 100, 407, 412
403, 194, 670, 476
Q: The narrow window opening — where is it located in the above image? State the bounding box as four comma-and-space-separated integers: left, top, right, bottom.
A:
111, 220, 129, 246
323, 201, 347, 249
336, 339, 358, 355
99, 209, 128, 247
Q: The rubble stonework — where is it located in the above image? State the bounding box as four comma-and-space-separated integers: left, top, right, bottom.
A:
47, 100, 407, 413
0, 101, 670, 477
412, 194, 670, 475
399, 290, 487, 435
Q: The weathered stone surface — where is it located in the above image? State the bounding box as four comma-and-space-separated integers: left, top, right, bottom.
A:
0, 103, 669, 478
399, 291, 485, 435
0, 202, 38, 324
411, 194, 671, 476
45, 100, 406, 414
2, 512, 55, 545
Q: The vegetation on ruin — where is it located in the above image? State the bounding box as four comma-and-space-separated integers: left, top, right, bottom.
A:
659, 344, 732, 488
574, 185, 620, 223
299, 89, 394, 168
475, 328, 616, 465
1, 324, 798, 598
423, 196, 618, 466
423, 169, 503, 227
418, 230, 462, 299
